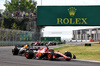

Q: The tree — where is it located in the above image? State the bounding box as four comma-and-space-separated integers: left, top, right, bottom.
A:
4, 17, 16, 28
3, 17, 29, 30
0, 20, 8, 41
4, 0, 37, 13
3, 0, 37, 31
17, 18, 29, 30
0, 19, 5, 40
0, 19, 5, 28
11, 23, 18, 29
11, 22, 19, 41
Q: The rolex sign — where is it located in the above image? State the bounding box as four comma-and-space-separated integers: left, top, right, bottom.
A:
37, 6, 100, 26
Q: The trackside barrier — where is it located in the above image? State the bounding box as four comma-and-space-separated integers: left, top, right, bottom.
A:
0, 28, 35, 46
0, 41, 34, 46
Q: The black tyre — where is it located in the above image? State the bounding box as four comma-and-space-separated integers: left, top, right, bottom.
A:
12, 48, 19, 55
48, 52, 56, 60
64, 51, 72, 58
25, 50, 34, 59
54, 43, 56, 45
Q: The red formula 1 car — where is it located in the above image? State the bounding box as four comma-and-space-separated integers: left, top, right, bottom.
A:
25, 46, 76, 61
34, 41, 45, 46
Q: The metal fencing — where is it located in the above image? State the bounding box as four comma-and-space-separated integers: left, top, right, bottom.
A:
0, 28, 34, 46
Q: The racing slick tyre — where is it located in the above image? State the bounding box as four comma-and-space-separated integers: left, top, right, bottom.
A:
64, 51, 72, 58
54, 43, 56, 45
12, 48, 19, 55
25, 50, 34, 59
48, 52, 56, 60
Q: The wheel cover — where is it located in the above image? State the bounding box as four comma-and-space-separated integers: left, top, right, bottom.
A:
48, 54, 51, 59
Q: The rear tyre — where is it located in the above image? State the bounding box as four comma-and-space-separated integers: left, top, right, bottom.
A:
54, 43, 56, 45
25, 50, 34, 59
12, 48, 19, 55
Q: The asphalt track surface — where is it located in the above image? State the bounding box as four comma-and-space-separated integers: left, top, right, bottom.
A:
0, 46, 100, 66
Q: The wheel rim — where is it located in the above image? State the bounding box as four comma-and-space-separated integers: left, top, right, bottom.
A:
26, 52, 29, 57
48, 54, 51, 59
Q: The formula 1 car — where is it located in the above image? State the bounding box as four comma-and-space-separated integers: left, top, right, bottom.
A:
12, 45, 40, 56
25, 46, 76, 61
34, 41, 56, 46
46, 41, 56, 46
34, 41, 47, 46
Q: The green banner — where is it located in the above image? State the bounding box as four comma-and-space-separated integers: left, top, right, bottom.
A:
41, 37, 61, 42
19, 32, 32, 41
37, 6, 100, 26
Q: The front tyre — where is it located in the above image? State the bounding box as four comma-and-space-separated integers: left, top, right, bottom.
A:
64, 51, 72, 58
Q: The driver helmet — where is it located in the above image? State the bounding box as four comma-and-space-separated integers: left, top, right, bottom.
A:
24, 44, 29, 48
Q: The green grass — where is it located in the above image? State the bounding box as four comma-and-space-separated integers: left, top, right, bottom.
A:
65, 43, 75, 45
54, 44, 100, 61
